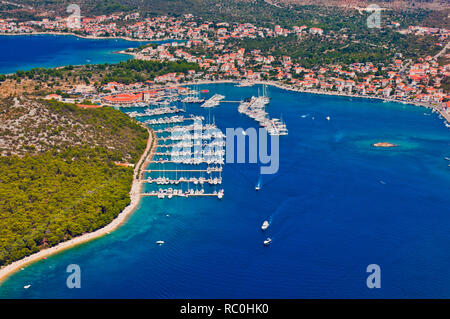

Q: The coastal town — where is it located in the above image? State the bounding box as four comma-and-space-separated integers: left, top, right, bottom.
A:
1, 0, 450, 302
1, 9, 448, 123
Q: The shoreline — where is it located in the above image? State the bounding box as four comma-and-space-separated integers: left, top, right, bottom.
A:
157, 79, 448, 118
0, 32, 184, 76
260, 80, 450, 123
0, 126, 157, 285
0, 77, 447, 286
0, 31, 184, 43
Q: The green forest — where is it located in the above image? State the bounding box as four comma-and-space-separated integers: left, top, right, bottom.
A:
238, 31, 441, 67
10, 60, 200, 89
100, 59, 200, 84
5, 0, 448, 28
0, 100, 149, 266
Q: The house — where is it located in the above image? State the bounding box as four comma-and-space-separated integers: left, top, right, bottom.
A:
309, 28, 323, 35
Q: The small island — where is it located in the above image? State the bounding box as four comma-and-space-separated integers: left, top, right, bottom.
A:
372, 142, 398, 148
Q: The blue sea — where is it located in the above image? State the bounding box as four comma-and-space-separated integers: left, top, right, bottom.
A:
1, 83, 449, 298
0, 34, 152, 74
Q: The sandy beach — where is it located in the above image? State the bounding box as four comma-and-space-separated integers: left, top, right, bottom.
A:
0, 76, 447, 285
0, 126, 156, 284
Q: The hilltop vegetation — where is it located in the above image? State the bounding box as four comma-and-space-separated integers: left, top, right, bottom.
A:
5, 0, 448, 28
0, 60, 200, 98
238, 29, 441, 67
0, 98, 148, 266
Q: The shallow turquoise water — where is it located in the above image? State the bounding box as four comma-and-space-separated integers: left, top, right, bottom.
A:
1, 83, 449, 298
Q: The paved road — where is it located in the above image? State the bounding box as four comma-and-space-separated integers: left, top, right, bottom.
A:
434, 40, 450, 60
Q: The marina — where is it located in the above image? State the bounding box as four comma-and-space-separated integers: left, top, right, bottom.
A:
120, 88, 228, 201
127, 106, 185, 118
2, 83, 450, 299
201, 94, 226, 108
142, 176, 222, 185
142, 167, 223, 173
238, 85, 288, 136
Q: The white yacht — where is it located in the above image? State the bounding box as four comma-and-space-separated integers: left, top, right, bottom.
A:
261, 221, 269, 230
156, 241, 165, 245
24, 285, 31, 289
264, 238, 272, 246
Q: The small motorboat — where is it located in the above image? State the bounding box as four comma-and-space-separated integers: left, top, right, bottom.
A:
261, 221, 269, 230
326, 116, 331, 121
256, 176, 262, 191
156, 241, 165, 245
264, 238, 272, 246
24, 285, 31, 289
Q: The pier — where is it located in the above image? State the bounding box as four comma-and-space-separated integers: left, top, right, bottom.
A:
141, 177, 222, 185
116, 87, 227, 200
143, 168, 222, 173
141, 193, 223, 198
141, 188, 224, 199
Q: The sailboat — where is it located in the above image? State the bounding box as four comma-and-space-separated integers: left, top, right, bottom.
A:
262, 84, 270, 100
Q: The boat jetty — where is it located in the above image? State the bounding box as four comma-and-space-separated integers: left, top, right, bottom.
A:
125, 88, 226, 200
238, 86, 288, 136
181, 87, 205, 104
127, 106, 185, 118
201, 94, 226, 108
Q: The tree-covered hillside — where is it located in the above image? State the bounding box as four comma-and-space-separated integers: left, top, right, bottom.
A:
0, 98, 149, 266
5, 0, 448, 28
0, 60, 200, 98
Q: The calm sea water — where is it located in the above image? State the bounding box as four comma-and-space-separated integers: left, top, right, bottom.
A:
1, 83, 449, 298
0, 34, 150, 74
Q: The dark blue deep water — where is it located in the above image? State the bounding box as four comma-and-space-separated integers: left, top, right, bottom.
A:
0, 34, 150, 74
1, 83, 449, 298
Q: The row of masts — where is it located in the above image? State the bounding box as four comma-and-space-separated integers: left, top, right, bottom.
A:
142, 188, 224, 199
144, 115, 204, 125
181, 86, 206, 103
133, 90, 225, 199
238, 85, 288, 136
143, 176, 222, 185
201, 94, 226, 108
127, 106, 185, 118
